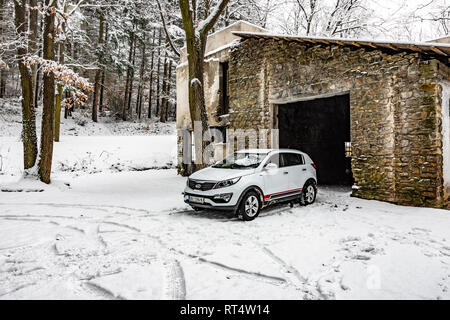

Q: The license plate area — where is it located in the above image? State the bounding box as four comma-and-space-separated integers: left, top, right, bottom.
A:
189, 195, 204, 204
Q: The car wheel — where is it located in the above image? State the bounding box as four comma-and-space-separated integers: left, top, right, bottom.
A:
239, 191, 261, 221
301, 180, 317, 206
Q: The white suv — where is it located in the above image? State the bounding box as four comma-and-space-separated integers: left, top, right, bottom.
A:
183, 149, 317, 221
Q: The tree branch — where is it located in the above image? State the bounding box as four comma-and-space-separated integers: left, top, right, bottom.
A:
198, 0, 231, 35
156, 0, 180, 57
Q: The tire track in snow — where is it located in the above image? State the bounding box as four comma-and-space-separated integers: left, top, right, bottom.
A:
262, 246, 326, 299
163, 260, 186, 300
0, 282, 37, 298
100, 221, 141, 233
0, 202, 153, 215
83, 282, 126, 300
144, 231, 287, 286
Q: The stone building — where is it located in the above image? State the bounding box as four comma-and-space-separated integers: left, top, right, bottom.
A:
176, 21, 450, 208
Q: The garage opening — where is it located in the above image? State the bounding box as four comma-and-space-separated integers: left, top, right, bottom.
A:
277, 94, 353, 186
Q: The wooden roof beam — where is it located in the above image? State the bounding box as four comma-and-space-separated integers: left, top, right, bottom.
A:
430, 46, 448, 56
383, 43, 400, 51
407, 45, 423, 52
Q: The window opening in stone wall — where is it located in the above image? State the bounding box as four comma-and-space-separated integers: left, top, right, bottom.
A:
219, 62, 229, 116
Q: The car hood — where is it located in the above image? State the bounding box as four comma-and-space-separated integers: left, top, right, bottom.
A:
189, 167, 255, 182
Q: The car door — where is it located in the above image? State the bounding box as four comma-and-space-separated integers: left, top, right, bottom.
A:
281, 153, 307, 192
261, 153, 289, 200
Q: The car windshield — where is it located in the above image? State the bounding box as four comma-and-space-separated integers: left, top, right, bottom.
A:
212, 152, 268, 169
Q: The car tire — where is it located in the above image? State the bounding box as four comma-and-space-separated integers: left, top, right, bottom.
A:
238, 191, 261, 221
300, 180, 317, 206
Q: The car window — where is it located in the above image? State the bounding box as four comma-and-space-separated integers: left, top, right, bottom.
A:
281, 153, 304, 167
212, 152, 267, 169
265, 153, 282, 167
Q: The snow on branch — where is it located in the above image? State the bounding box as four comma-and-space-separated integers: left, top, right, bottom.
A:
190, 78, 201, 87
197, 0, 231, 35
24, 56, 93, 92
155, 0, 180, 57
0, 59, 9, 71
24, 56, 93, 108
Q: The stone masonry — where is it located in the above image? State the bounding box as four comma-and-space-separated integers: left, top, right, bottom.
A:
227, 38, 450, 208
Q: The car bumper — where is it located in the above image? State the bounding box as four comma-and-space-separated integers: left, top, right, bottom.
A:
183, 186, 240, 211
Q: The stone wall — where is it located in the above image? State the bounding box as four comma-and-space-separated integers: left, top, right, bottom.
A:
228, 38, 447, 208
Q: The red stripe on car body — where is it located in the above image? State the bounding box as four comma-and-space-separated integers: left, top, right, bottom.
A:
264, 187, 303, 200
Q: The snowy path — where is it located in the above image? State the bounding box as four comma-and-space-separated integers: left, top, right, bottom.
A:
1, 172, 450, 300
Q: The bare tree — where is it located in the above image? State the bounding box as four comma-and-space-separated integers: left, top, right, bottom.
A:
279, 0, 372, 37
38, 0, 56, 183
92, 8, 104, 123
176, 0, 231, 170
14, 0, 38, 170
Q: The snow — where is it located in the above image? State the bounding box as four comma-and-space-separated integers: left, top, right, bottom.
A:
0, 98, 176, 137
204, 39, 241, 58
1, 169, 450, 300
231, 31, 450, 50
1, 99, 450, 299
0, 136, 176, 181
441, 81, 450, 188
190, 78, 201, 87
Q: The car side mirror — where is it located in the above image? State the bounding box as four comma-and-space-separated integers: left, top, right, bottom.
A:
264, 163, 278, 171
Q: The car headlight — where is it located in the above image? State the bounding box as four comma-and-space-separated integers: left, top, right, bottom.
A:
214, 177, 241, 189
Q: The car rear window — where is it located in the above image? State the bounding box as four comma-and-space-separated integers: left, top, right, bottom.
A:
281, 153, 304, 167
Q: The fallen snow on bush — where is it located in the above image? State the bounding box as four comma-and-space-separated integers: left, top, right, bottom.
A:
0, 135, 177, 180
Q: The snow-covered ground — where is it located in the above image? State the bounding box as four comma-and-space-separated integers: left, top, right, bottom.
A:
1, 100, 450, 300
1, 171, 450, 300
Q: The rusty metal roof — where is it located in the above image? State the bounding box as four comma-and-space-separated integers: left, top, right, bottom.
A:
232, 31, 450, 65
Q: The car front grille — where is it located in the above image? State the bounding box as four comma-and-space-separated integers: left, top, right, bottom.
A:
188, 179, 216, 191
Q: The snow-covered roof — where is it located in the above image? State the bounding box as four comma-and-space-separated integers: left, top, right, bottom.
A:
179, 21, 267, 63
232, 31, 450, 65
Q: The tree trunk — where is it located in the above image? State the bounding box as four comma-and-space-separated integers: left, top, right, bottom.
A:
148, 28, 156, 118
178, 0, 230, 172
34, 16, 43, 108
127, 38, 136, 118
122, 33, 133, 121
14, 0, 38, 170
99, 67, 105, 112
166, 59, 173, 119
160, 52, 168, 123
99, 22, 108, 112
92, 9, 104, 123
38, 0, 56, 184
29, 0, 38, 109
187, 36, 210, 168
0, 0, 6, 98
54, 2, 68, 142
136, 38, 146, 119
156, 28, 162, 117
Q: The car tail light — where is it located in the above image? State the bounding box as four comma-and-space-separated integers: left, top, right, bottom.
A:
311, 163, 317, 170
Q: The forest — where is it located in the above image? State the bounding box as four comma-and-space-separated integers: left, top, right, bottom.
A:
0, 0, 448, 183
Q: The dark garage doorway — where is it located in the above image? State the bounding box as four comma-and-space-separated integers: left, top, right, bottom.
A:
277, 94, 353, 186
